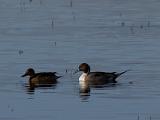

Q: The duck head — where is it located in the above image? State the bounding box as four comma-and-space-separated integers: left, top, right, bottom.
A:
21, 68, 35, 77
79, 63, 90, 73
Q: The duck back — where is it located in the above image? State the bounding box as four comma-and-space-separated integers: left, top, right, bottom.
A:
87, 72, 117, 85
30, 72, 58, 86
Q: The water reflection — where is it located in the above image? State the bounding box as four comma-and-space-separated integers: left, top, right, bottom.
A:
79, 83, 90, 101
25, 82, 57, 94
79, 93, 90, 101
79, 82, 118, 101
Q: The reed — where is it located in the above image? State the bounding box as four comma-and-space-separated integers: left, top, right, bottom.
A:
51, 17, 54, 30
70, 0, 73, 7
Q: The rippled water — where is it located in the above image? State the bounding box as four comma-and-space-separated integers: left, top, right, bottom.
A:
0, 0, 160, 120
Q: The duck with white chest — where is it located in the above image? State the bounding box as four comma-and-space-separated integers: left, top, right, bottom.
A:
78, 63, 129, 86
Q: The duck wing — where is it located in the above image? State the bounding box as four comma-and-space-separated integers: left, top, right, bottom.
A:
86, 70, 129, 85
87, 72, 117, 85
29, 72, 58, 86
30, 72, 57, 79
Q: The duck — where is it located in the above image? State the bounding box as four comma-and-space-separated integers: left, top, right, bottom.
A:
21, 68, 61, 87
78, 63, 129, 86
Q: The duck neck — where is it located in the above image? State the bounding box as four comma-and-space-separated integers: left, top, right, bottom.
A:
84, 67, 90, 74
29, 71, 35, 78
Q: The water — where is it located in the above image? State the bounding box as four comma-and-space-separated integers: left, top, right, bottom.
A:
0, 0, 160, 119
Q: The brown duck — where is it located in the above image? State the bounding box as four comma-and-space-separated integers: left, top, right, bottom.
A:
21, 68, 61, 87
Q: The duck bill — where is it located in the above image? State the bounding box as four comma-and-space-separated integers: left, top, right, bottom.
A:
21, 73, 27, 77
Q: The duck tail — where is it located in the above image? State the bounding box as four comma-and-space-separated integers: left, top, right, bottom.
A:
116, 69, 131, 77
54, 72, 63, 79
56, 75, 63, 79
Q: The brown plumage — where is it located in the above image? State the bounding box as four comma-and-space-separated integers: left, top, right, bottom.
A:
21, 68, 61, 87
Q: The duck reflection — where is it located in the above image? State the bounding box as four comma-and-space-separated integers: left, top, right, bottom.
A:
25, 83, 57, 94
79, 80, 90, 100
79, 80, 119, 101
22, 68, 61, 93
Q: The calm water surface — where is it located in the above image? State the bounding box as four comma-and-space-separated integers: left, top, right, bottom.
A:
0, 0, 160, 120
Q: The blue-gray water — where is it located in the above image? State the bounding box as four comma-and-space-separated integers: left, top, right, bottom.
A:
0, 0, 160, 119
